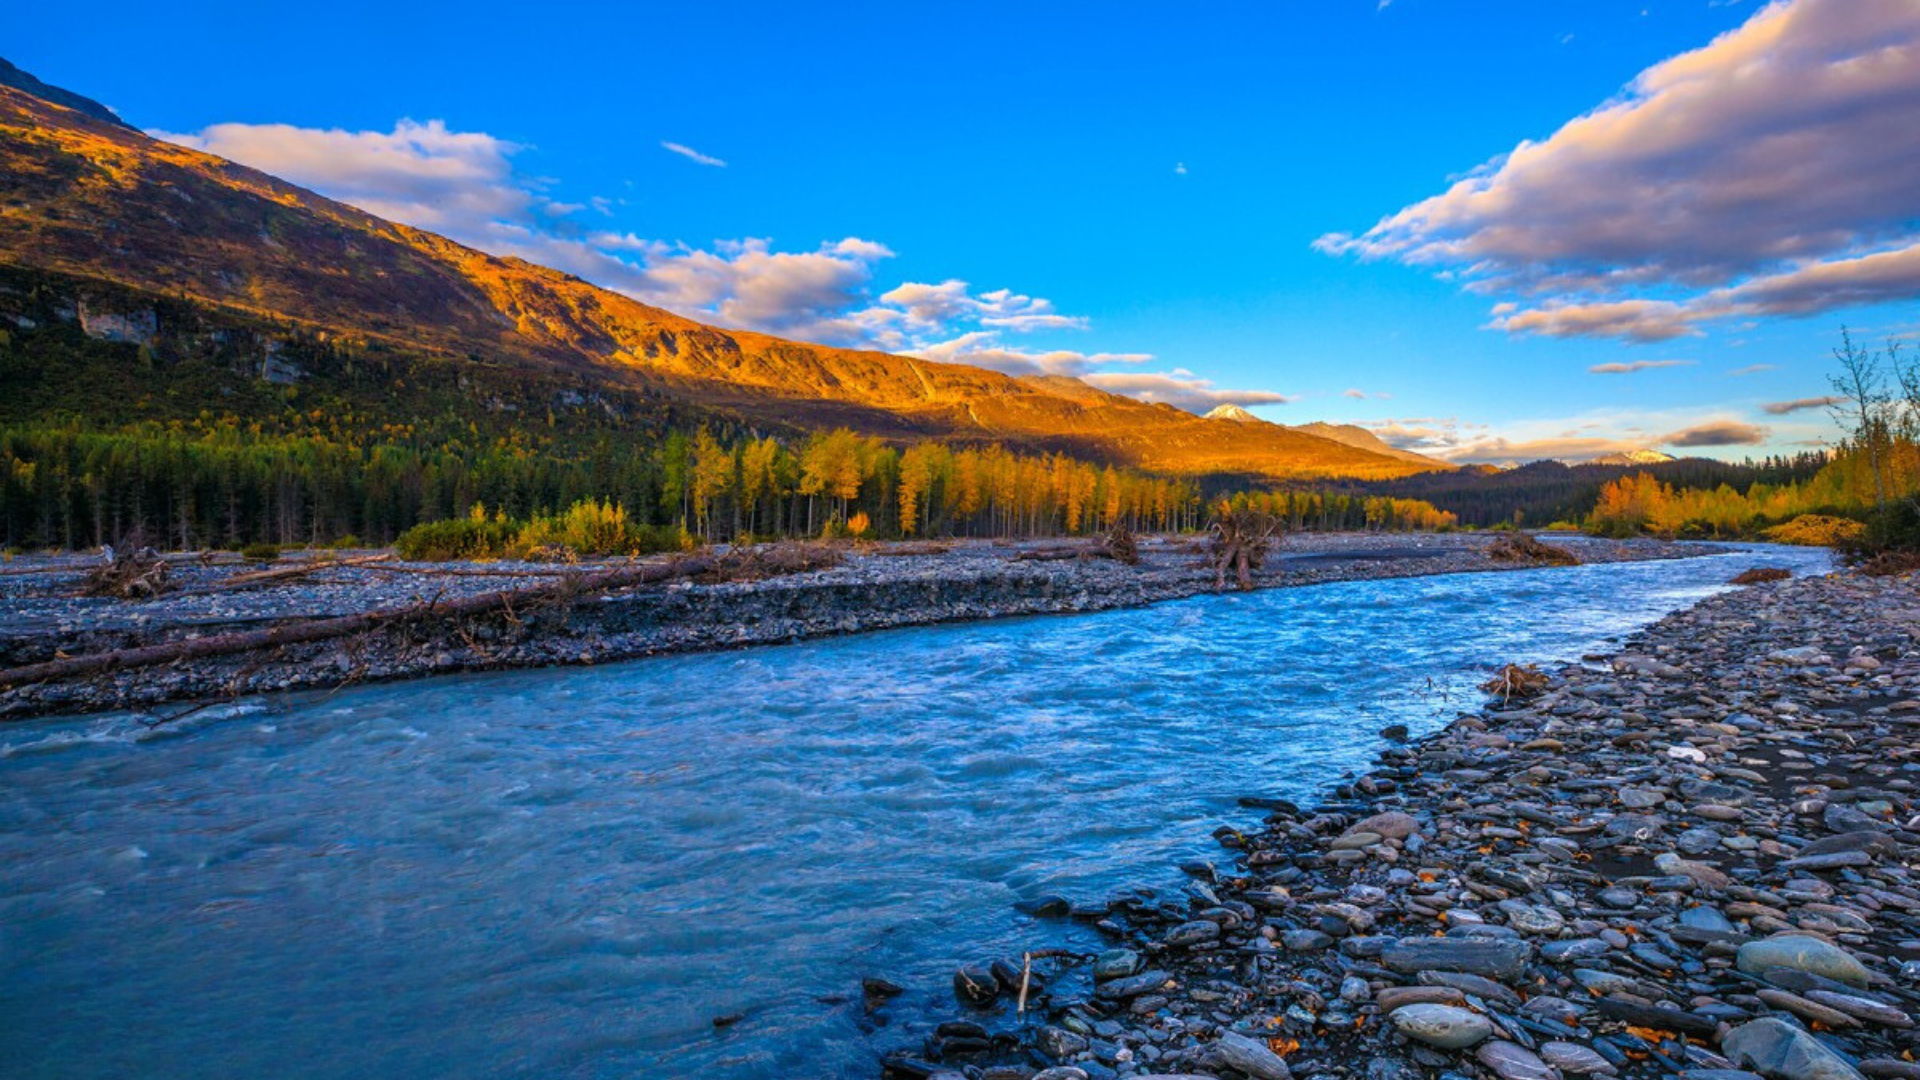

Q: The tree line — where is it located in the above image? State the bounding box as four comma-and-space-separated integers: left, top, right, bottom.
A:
0, 420, 1481, 551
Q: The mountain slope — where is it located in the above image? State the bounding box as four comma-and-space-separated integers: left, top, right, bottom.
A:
0, 70, 1440, 480
1289, 421, 1454, 469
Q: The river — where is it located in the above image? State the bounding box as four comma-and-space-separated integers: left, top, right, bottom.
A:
0, 543, 1833, 1079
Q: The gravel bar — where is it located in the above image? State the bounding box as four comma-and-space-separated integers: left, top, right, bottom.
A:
880, 568, 1920, 1080
0, 532, 1711, 720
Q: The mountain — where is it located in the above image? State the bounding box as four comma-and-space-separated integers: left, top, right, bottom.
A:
1202, 404, 1261, 422
0, 66, 1442, 481
0, 59, 134, 131
1588, 449, 1677, 466
1200, 405, 1454, 470
1288, 421, 1454, 470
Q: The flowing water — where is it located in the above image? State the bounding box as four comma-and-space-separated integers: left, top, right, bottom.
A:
0, 544, 1832, 1079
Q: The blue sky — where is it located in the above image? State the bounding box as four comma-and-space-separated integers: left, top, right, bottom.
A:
12, 0, 1918, 462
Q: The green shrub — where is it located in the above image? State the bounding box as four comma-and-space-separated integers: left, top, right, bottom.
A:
394, 518, 516, 561
238, 542, 282, 561
511, 500, 694, 558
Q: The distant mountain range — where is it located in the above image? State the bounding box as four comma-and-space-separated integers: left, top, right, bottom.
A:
1586, 449, 1677, 466
1201, 404, 1452, 469
0, 63, 1449, 482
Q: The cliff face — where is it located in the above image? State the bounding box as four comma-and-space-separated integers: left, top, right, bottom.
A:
0, 71, 1442, 480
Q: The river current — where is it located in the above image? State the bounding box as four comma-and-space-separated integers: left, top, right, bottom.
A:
0, 543, 1833, 1078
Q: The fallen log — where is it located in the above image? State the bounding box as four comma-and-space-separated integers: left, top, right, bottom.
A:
1012, 544, 1111, 562
167, 553, 396, 597
359, 561, 579, 578
0, 554, 716, 695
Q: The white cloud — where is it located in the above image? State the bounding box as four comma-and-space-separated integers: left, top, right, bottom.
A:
154, 114, 1287, 411
156, 119, 534, 238
1729, 363, 1778, 376
1079, 372, 1299, 411
1368, 406, 1797, 464
915, 332, 1152, 377
1317, 0, 1920, 340
661, 141, 726, 167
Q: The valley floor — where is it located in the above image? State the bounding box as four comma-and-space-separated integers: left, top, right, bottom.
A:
0, 531, 1710, 721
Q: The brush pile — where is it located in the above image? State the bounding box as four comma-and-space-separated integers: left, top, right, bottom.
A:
1728, 566, 1791, 584
77, 543, 172, 599
1857, 549, 1920, 577
1486, 531, 1580, 566
1101, 524, 1140, 566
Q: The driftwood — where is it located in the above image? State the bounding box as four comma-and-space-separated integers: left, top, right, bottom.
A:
1013, 544, 1102, 562
866, 541, 955, 557
698, 542, 843, 582
0, 554, 716, 695
168, 553, 396, 597
360, 562, 578, 578
1011, 528, 1141, 565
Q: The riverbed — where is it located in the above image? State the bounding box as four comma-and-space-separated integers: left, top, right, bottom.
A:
0, 543, 1832, 1079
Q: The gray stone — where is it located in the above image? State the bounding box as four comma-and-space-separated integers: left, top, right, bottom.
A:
1389, 1003, 1494, 1049
1382, 937, 1534, 981
1093, 948, 1142, 980
1477, 1040, 1556, 1080
1164, 919, 1220, 948
1542, 1041, 1619, 1076
1349, 811, 1420, 840
1737, 936, 1871, 988
1721, 1017, 1868, 1080
1038, 1026, 1090, 1059
1214, 1031, 1293, 1080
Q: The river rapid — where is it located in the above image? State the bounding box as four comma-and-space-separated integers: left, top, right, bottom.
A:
0, 543, 1833, 1079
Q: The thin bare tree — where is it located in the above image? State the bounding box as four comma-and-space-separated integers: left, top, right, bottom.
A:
1829, 327, 1891, 512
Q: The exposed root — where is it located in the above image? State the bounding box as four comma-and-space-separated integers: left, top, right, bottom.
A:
78, 542, 172, 599
1102, 524, 1140, 566
1480, 662, 1551, 701
1206, 507, 1283, 590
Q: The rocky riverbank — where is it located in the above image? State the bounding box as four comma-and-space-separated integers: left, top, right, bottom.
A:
0, 532, 1707, 720
883, 568, 1920, 1080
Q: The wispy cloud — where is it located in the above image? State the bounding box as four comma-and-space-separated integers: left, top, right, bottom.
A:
1729, 363, 1778, 376
660, 140, 726, 167
1317, 0, 1920, 341
1588, 359, 1697, 374
1761, 395, 1849, 414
